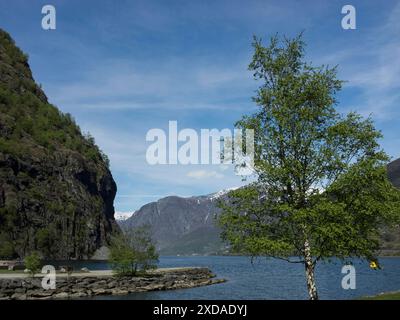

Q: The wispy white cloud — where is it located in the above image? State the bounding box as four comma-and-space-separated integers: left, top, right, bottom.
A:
186, 170, 224, 179
80, 123, 247, 210
46, 57, 253, 111
12, 0, 398, 211
316, 2, 400, 120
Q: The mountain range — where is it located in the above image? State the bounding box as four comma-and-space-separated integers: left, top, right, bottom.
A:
120, 162, 400, 256
119, 190, 234, 255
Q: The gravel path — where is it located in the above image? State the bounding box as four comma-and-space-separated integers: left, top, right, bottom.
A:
0, 267, 202, 279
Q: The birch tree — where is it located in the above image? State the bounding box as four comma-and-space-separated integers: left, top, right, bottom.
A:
218, 34, 400, 300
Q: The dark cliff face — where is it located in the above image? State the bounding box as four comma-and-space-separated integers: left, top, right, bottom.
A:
388, 158, 400, 188
0, 29, 119, 259
381, 158, 400, 254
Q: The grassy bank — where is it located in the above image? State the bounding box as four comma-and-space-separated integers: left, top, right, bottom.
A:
360, 291, 400, 300
0, 270, 21, 274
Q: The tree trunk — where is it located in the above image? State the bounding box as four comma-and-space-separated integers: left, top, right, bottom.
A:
304, 239, 318, 300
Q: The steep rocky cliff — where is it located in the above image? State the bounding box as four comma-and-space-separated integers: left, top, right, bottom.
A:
388, 158, 400, 188
0, 29, 119, 259
380, 158, 400, 254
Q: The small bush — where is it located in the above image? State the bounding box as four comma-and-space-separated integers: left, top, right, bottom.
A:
109, 226, 158, 276
24, 252, 41, 277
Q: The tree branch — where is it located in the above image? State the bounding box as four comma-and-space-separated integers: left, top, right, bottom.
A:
273, 256, 305, 264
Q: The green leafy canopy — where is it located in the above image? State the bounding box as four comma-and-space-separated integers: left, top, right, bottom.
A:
218, 34, 400, 265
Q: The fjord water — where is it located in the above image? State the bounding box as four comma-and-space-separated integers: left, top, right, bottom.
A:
75, 256, 400, 300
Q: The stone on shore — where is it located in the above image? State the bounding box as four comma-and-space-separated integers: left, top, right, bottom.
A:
0, 267, 226, 300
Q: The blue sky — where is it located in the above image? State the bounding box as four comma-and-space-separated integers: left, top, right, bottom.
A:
1, 0, 400, 214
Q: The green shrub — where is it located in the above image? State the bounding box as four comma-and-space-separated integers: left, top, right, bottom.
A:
109, 226, 158, 276
24, 252, 41, 277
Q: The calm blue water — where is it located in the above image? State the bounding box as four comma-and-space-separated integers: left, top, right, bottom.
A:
66, 256, 400, 300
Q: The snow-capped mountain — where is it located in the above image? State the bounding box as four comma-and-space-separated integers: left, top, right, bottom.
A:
118, 188, 237, 255
114, 211, 135, 221
118, 159, 400, 256
207, 187, 239, 201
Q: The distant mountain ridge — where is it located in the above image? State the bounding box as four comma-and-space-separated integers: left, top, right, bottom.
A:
121, 160, 400, 256
118, 190, 233, 255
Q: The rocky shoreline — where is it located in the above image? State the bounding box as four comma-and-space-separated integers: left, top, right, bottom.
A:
0, 267, 226, 300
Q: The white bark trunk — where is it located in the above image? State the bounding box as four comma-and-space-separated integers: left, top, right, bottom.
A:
304, 239, 318, 300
